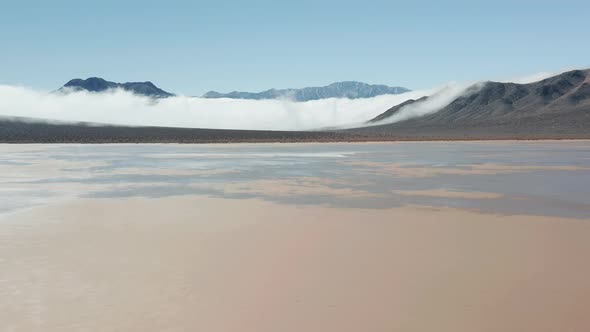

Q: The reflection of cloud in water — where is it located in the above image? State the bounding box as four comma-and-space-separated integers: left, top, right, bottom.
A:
110, 167, 236, 177
392, 189, 505, 200
192, 178, 380, 199
343, 161, 590, 178
0, 142, 589, 218
0, 159, 111, 182
144, 152, 352, 159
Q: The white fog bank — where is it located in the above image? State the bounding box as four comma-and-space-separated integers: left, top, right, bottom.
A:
0, 86, 433, 130
0, 70, 559, 131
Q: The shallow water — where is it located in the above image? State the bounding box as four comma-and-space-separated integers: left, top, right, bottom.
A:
2, 142, 590, 332
1, 141, 589, 218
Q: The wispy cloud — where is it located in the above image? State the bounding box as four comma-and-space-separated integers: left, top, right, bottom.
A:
366, 82, 477, 126
501, 72, 557, 84
498, 67, 578, 84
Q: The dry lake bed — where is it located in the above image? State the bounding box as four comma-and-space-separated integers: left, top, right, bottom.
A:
1, 141, 590, 332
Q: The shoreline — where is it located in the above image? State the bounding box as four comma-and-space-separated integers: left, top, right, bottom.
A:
2, 117, 590, 144
2, 137, 590, 144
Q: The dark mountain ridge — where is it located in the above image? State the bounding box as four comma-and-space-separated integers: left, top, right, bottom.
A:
59, 77, 174, 98
202, 81, 410, 102
354, 69, 590, 136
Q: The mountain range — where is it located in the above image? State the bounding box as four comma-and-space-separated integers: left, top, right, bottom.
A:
348, 69, 590, 138
57, 78, 410, 101
58, 77, 175, 98
202, 81, 410, 101
2, 69, 588, 142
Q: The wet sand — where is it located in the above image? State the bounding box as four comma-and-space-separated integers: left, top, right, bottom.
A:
2, 196, 590, 332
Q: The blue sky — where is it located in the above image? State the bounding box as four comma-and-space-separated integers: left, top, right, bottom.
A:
1, 0, 588, 95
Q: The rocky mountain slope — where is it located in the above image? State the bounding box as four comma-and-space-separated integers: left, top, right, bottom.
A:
353, 69, 590, 136
58, 77, 174, 98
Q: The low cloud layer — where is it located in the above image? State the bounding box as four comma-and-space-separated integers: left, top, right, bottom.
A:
0, 86, 434, 130
0, 71, 558, 131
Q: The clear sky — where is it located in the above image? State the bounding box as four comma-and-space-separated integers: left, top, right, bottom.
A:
1, 0, 588, 95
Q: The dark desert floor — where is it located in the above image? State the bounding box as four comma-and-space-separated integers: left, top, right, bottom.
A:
2, 117, 590, 143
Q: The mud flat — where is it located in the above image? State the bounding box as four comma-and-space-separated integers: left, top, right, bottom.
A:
2, 196, 590, 332
1, 141, 590, 331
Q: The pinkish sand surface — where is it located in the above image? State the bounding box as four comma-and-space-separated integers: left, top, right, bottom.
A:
1, 195, 590, 332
